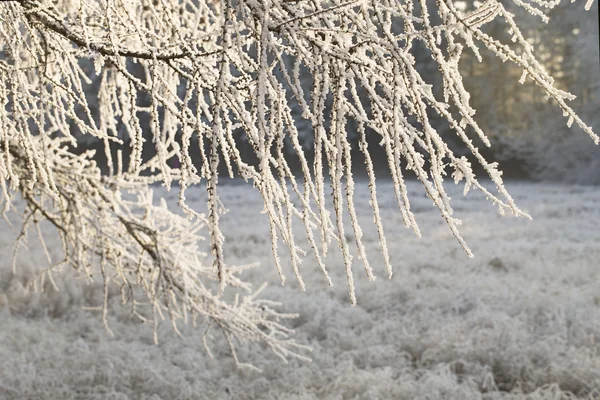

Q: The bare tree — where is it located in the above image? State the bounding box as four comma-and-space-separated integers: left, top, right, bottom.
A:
0, 0, 596, 363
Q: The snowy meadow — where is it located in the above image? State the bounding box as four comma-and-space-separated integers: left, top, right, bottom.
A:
1, 180, 600, 399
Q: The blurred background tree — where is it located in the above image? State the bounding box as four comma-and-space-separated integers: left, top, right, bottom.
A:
457, 0, 600, 182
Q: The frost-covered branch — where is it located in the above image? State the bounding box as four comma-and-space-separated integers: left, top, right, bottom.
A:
0, 0, 596, 308
5, 137, 309, 366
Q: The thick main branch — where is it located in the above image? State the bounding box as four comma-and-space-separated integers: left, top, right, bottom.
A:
20, 1, 203, 61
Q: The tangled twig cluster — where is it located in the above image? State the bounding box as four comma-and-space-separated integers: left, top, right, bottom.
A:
0, 0, 596, 361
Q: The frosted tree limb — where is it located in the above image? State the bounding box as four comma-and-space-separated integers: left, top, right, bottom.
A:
0, 0, 597, 306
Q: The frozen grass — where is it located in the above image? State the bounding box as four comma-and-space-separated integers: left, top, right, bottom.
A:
1, 181, 600, 399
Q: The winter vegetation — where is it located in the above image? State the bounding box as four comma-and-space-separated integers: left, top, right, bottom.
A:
0, 0, 599, 394
2, 182, 600, 398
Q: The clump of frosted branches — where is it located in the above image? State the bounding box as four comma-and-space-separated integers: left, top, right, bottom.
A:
0, 0, 597, 307
4, 136, 309, 367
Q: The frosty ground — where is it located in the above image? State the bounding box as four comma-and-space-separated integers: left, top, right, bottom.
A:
1, 181, 599, 399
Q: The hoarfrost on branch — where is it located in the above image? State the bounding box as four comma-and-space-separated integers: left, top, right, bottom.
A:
0, 0, 596, 362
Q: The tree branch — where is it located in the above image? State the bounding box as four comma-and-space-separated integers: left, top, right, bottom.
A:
19, 1, 218, 61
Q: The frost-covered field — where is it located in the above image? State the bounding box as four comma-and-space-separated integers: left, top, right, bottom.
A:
1, 181, 600, 399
